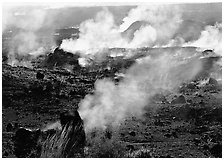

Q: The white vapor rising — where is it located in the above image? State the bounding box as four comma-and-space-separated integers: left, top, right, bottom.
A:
60, 5, 182, 55
184, 23, 222, 56
79, 51, 203, 131
3, 6, 55, 67
120, 5, 182, 47
60, 8, 126, 55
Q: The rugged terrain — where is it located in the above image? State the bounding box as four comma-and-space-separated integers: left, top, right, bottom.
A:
2, 47, 222, 158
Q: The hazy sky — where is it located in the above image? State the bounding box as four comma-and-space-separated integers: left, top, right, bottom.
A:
3, 3, 222, 30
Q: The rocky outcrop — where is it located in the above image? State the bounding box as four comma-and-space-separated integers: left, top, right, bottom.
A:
59, 110, 86, 157
14, 128, 41, 157
13, 110, 86, 158
42, 47, 80, 70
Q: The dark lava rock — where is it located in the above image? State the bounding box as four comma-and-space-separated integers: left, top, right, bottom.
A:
210, 143, 222, 158
13, 110, 86, 158
6, 123, 13, 132
59, 110, 86, 157
36, 72, 44, 80
171, 95, 186, 104
14, 128, 41, 158
42, 47, 80, 70
208, 77, 218, 86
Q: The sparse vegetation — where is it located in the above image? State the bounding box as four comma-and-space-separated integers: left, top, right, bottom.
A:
125, 147, 153, 158
40, 124, 84, 158
84, 129, 127, 158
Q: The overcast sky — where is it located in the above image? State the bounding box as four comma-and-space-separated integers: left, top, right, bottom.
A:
3, 3, 221, 30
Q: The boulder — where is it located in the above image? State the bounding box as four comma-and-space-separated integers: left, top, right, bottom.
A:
13, 110, 86, 158
42, 47, 80, 70
208, 77, 218, 86
59, 110, 86, 157
14, 128, 41, 157
171, 95, 186, 104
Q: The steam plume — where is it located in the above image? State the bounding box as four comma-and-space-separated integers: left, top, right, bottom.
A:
184, 23, 222, 56
79, 51, 203, 132
3, 6, 55, 67
60, 5, 182, 55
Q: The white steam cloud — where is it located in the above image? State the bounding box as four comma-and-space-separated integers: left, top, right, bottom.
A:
79, 50, 203, 132
60, 5, 182, 55
60, 8, 126, 55
3, 6, 55, 67
184, 23, 222, 56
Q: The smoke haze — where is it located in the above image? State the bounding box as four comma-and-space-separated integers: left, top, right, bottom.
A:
79, 50, 203, 131
60, 4, 222, 62
3, 6, 56, 66
60, 5, 182, 54
2, 3, 222, 132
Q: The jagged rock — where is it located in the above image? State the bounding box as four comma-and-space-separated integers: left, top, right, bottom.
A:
42, 47, 80, 70
171, 95, 186, 104
14, 110, 86, 158
59, 110, 86, 157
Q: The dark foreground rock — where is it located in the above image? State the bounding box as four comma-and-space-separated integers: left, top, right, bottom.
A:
14, 128, 41, 157
171, 95, 186, 104
13, 110, 86, 158
59, 110, 86, 157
